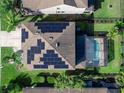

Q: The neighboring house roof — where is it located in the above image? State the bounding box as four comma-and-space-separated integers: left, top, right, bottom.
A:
23, 88, 109, 93
22, 0, 88, 11
21, 22, 75, 70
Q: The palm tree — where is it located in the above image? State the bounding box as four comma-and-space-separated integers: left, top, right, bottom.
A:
107, 28, 118, 40
2, 51, 21, 64
115, 21, 124, 32
0, 0, 26, 32
0, 0, 13, 13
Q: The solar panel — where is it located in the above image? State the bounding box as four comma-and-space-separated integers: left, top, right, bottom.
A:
34, 65, 48, 68
54, 65, 68, 68
39, 49, 68, 69
47, 50, 54, 54
35, 22, 69, 33
27, 39, 45, 64
21, 28, 29, 43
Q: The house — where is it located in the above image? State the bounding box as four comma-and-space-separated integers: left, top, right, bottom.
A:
21, 0, 94, 15
20, 22, 107, 70
23, 87, 119, 93
21, 22, 75, 70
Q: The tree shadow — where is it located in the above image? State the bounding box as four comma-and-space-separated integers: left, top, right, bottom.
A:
9, 73, 32, 88
3, 73, 32, 93
76, 35, 86, 64
66, 67, 100, 76
37, 72, 51, 77
75, 14, 95, 65
108, 39, 115, 62
30, 15, 43, 22
94, 0, 105, 10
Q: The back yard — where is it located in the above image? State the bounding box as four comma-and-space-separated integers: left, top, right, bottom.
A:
78, 21, 122, 73
99, 35, 122, 73
94, 0, 121, 18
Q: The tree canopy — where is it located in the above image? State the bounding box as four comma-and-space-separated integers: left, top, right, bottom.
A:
54, 72, 85, 90
115, 72, 124, 87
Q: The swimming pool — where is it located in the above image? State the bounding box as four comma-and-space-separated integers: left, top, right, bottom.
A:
93, 40, 100, 61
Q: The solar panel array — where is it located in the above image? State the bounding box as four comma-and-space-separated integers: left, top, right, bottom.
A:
33, 50, 68, 69
27, 39, 45, 64
35, 22, 69, 33
21, 28, 29, 43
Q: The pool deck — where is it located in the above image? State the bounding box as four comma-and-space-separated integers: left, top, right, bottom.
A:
85, 36, 107, 66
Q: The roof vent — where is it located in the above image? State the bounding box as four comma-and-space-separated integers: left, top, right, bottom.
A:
56, 42, 60, 47
49, 36, 54, 40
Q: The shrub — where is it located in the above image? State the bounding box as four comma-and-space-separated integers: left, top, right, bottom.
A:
47, 77, 55, 84
33, 76, 45, 83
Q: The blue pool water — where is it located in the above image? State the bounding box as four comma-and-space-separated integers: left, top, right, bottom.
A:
93, 40, 100, 61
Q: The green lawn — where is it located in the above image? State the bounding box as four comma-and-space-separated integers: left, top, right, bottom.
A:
94, 0, 121, 18
93, 23, 115, 31
1, 47, 19, 85
99, 35, 122, 73
121, 88, 124, 93
120, 0, 124, 17
1, 64, 20, 85
1, 47, 13, 62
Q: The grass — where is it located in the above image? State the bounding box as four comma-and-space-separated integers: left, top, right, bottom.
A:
0, 47, 19, 85
99, 35, 122, 73
121, 88, 124, 93
1, 64, 20, 85
78, 23, 115, 32
94, 0, 121, 18
93, 23, 115, 31
1, 47, 13, 62
120, 0, 124, 17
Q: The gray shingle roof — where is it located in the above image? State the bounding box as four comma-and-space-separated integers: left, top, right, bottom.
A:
23, 88, 109, 93
22, 22, 75, 70
22, 0, 88, 11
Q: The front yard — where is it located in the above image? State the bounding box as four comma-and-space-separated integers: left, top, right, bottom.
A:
1, 47, 19, 85
0, 48, 64, 93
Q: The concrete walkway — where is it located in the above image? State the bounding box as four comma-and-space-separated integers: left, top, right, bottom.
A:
0, 27, 21, 50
